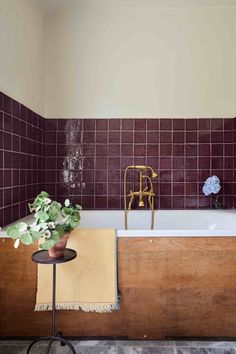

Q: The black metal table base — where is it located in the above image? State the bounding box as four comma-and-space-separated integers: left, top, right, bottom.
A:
26, 333, 76, 354
27, 249, 77, 354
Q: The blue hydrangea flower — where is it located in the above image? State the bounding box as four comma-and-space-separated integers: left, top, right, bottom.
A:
202, 175, 221, 196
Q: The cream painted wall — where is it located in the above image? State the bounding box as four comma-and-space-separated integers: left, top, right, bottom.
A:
0, 0, 45, 116
45, 3, 236, 118
1, 1, 236, 118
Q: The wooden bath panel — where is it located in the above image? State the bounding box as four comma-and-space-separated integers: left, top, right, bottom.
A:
1, 237, 236, 338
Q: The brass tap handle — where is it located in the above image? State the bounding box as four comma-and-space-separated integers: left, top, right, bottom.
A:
127, 190, 134, 210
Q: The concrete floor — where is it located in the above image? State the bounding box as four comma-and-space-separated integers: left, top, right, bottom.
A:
1, 340, 236, 354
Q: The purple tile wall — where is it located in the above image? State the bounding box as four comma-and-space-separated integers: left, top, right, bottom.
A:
1, 89, 235, 227
234, 117, 236, 207
0, 92, 44, 227
44, 118, 234, 210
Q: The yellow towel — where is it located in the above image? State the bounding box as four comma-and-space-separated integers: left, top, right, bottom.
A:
35, 229, 119, 313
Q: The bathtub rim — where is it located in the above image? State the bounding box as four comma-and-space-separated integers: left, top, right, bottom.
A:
1, 210, 236, 237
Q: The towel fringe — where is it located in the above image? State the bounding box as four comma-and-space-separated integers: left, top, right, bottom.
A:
35, 301, 120, 313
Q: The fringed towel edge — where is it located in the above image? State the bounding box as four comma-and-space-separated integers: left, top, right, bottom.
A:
35, 302, 120, 313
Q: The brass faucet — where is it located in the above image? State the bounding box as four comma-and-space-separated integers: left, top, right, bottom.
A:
124, 165, 158, 230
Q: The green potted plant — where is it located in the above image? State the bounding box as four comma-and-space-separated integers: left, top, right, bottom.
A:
7, 191, 81, 258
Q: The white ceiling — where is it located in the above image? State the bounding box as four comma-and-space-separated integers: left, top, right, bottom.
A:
37, 0, 236, 13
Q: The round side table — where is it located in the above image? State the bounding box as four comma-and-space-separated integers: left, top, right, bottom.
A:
26, 248, 77, 354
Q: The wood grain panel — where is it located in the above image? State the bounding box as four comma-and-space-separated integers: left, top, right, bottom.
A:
118, 238, 236, 289
1, 237, 236, 338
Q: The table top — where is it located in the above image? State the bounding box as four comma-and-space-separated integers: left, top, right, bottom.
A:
32, 249, 77, 264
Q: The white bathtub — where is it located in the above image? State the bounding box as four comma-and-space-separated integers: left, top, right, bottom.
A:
80, 209, 236, 237
1, 209, 236, 237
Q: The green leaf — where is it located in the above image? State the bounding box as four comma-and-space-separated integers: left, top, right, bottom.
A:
48, 202, 61, 221
35, 222, 48, 233
61, 209, 67, 217
7, 191, 81, 249
7, 228, 21, 239
35, 197, 44, 206
14, 222, 28, 232
36, 211, 49, 222
39, 191, 49, 198
51, 201, 61, 209
62, 207, 73, 215
30, 231, 42, 241
51, 230, 59, 241
30, 224, 41, 232
6, 224, 14, 234
70, 220, 80, 229
35, 205, 41, 212
55, 224, 64, 237
74, 211, 81, 221
40, 239, 55, 250
21, 232, 33, 245
63, 224, 72, 233
7, 222, 28, 239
